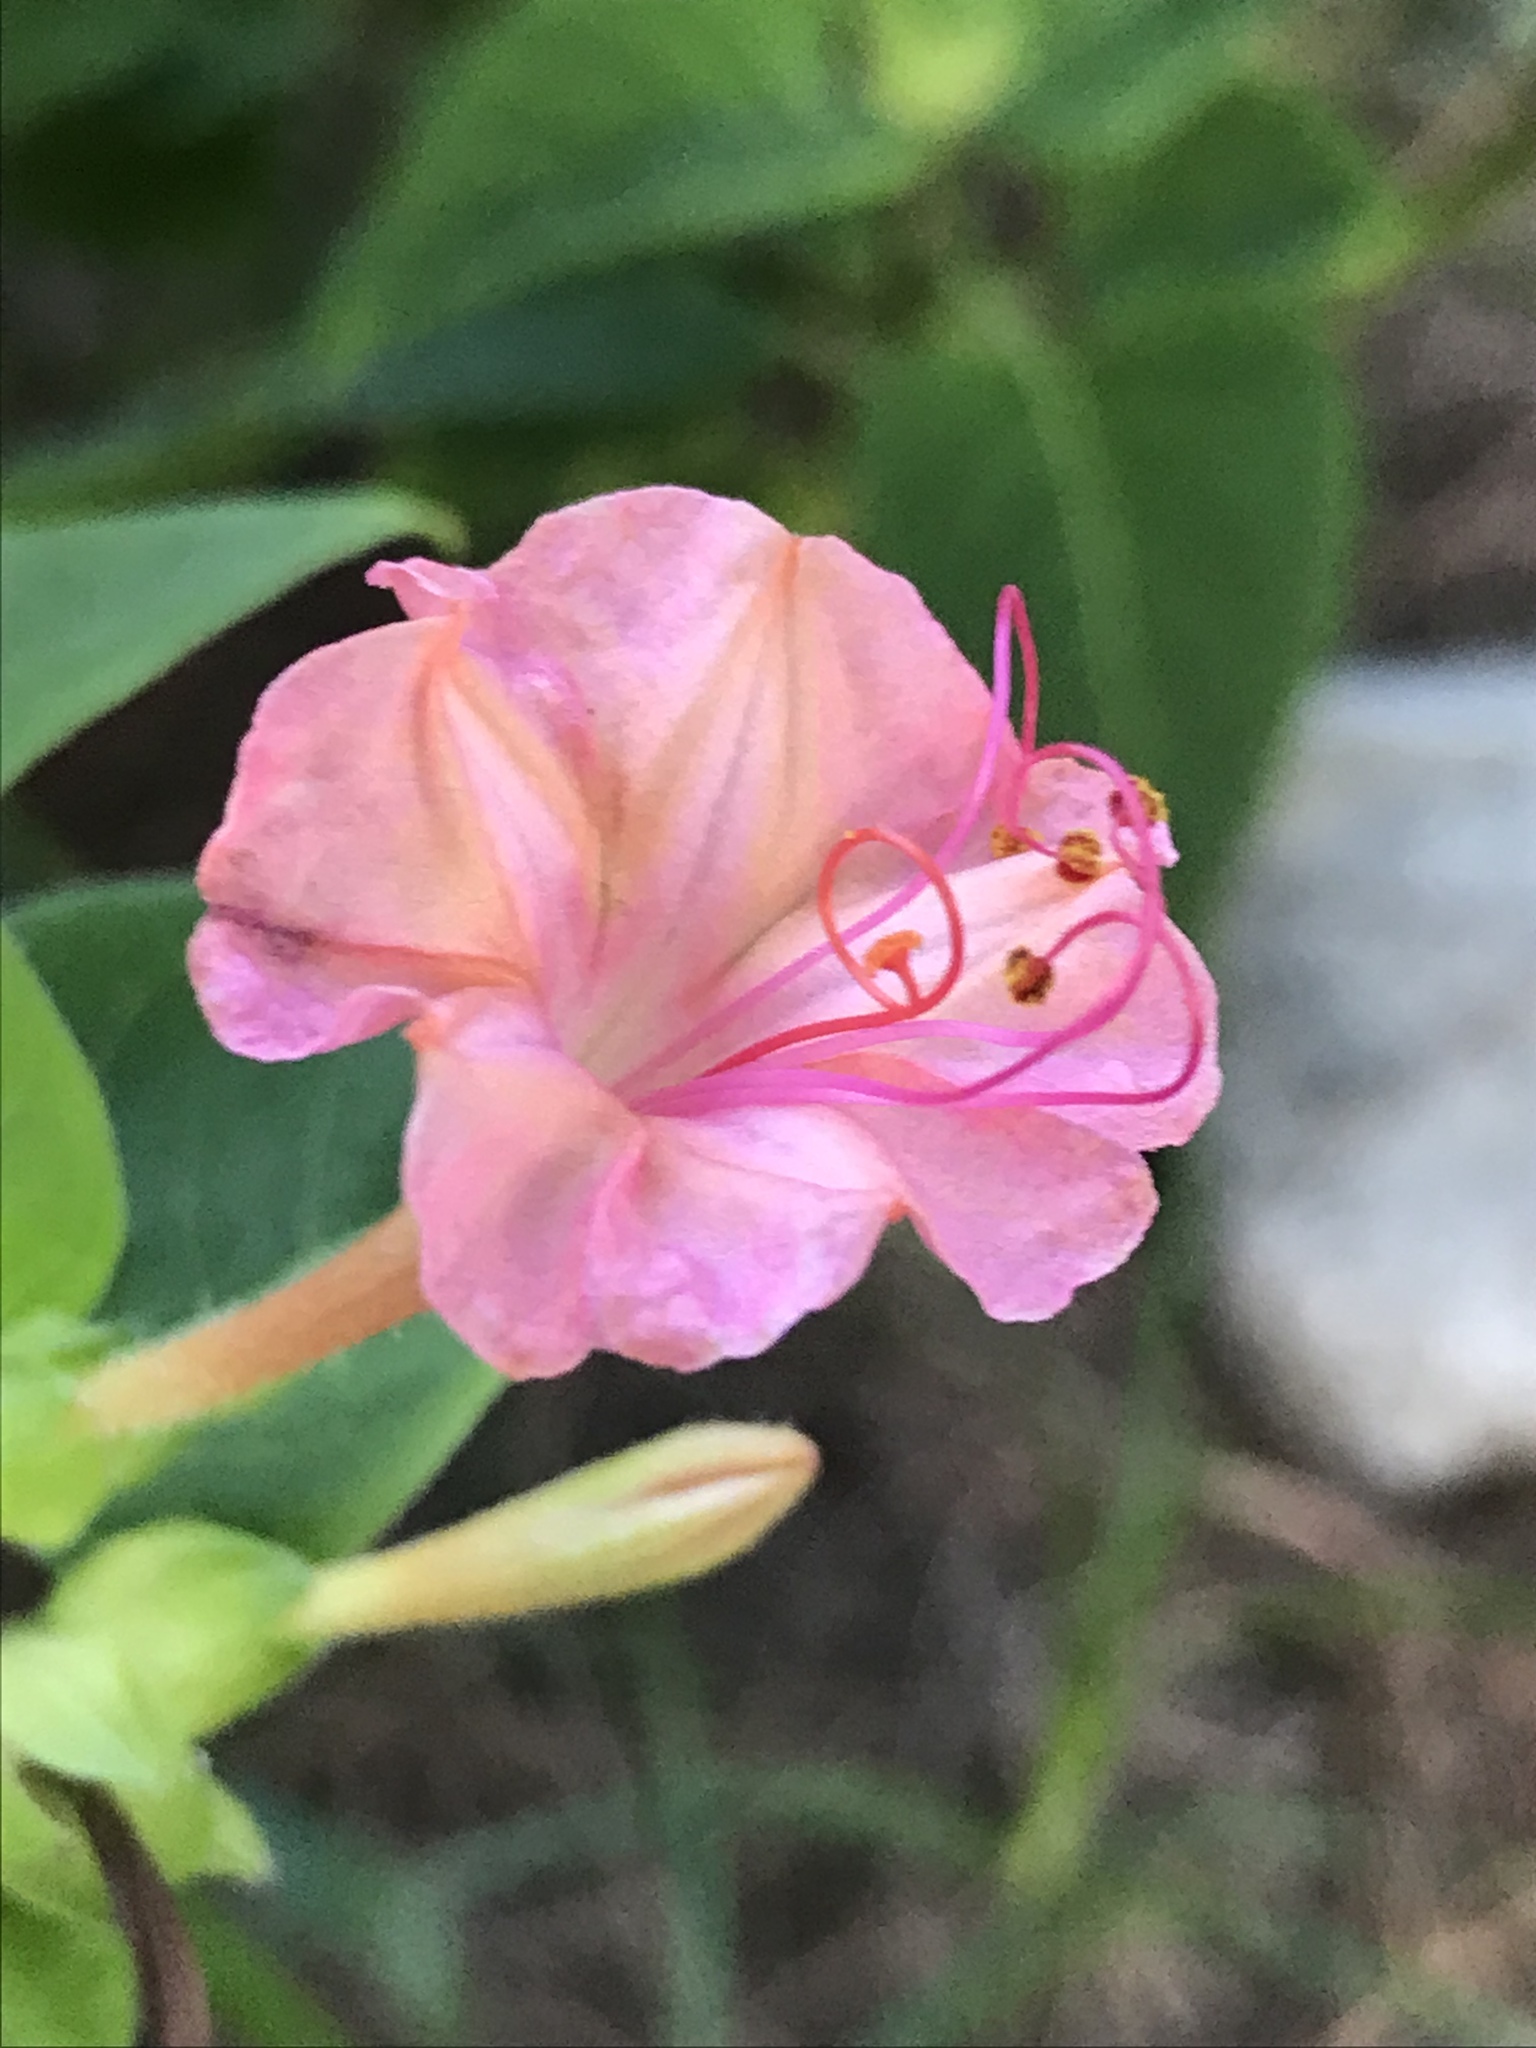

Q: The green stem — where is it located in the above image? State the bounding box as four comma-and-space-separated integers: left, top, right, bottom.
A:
997, 1287, 1198, 1899
623, 1605, 739, 2048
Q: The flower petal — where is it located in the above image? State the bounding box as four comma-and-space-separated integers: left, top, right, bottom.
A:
193, 615, 596, 1058
376, 487, 1012, 1075
588, 1103, 898, 1370
403, 991, 898, 1377
402, 993, 635, 1377
848, 1090, 1158, 1320
871, 858, 1222, 1150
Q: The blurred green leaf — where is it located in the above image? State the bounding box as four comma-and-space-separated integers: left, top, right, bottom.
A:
865, 0, 1045, 136
0, 800, 82, 903
181, 1896, 353, 2048
312, 0, 929, 370
996, 0, 1289, 167
122, 1757, 271, 1887
858, 292, 1357, 926
0, 1892, 135, 2048
46, 1523, 311, 1742
3, 267, 765, 522
0, 1335, 162, 1555
1065, 81, 1409, 304
0, 925, 125, 1327
0, 0, 340, 139
622, 1608, 738, 2048
345, 265, 773, 428
11, 880, 501, 1559
0, 489, 463, 792
1084, 297, 1359, 916
0, 0, 191, 136
1, 1627, 181, 1789
852, 293, 1147, 753
1, 1764, 106, 1922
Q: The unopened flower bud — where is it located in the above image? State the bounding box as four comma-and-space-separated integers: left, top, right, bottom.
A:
286, 1421, 818, 1638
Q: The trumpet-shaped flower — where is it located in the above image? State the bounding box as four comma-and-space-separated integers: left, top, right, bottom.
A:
190, 488, 1218, 1378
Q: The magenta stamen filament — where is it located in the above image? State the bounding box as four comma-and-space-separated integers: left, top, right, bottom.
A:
621, 588, 1201, 1121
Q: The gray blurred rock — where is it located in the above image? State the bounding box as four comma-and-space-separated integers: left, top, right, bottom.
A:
1213, 652, 1536, 1492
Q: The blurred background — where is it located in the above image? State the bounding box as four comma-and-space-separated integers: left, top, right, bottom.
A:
3, 0, 1534, 2041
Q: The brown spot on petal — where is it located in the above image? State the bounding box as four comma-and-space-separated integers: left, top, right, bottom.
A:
1055, 829, 1104, 883
207, 905, 317, 961
1004, 946, 1054, 1004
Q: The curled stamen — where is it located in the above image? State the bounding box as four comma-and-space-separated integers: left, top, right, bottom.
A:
694, 829, 964, 1081
641, 915, 1204, 1119
863, 929, 924, 1006
818, 830, 963, 1014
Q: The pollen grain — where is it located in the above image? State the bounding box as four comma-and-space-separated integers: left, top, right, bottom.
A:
1004, 946, 1054, 1005
1055, 829, 1104, 883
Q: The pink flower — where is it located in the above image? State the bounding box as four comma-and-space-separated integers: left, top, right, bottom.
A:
190, 488, 1218, 1378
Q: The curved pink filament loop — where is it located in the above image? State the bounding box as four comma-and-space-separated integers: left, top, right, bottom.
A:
1003, 584, 1041, 758
693, 827, 965, 1081
930, 584, 1028, 867
819, 828, 964, 1014
642, 915, 1203, 1118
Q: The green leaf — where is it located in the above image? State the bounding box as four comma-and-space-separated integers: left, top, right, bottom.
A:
1084, 298, 1359, 918
0, 1338, 163, 1555
0, 1892, 136, 2048
3, 266, 771, 524
46, 1523, 311, 1742
855, 289, 1356, 933
0, 1627, 182, 1789
124, 1759, 271, 1886
0, 925, 125, 1327
0, 0, 188, 136
852, 294, 1147, 755
342, 265, 773, 428
11, 879, 501, 1559
996, 0, 1290, 169
180, 1897, 354, 2048
0, 0, 341, 139
864, 0, 1045, 137
0, 488, 463, 792
312, 0, 928, 370
1, 1763, 106, 1921
1064, 81, 1407, 305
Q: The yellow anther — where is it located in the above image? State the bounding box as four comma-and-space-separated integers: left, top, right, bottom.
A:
991, 824, 1027, 859
1004, 946, 1054, 1005
1055, 829, 1104, 883
1112, 774, 1170, 828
